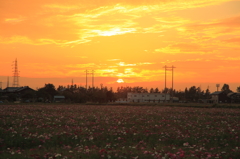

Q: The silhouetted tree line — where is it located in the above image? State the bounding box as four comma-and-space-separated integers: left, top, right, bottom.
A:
11, 83, 237, 103
115, 86, 211, 102
35, 84, 115, 103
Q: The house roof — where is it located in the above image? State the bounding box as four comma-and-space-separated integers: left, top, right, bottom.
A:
210, 91, 223, 95
3, 86, 35, 93
227, 92, 236, 97
228, 92, 240, 97
3, 87, 20, 92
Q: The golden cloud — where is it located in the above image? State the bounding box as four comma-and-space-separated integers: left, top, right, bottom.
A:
155, 42, 214, 54
0, 0, 238, 64
4, 17, 26, 23
43, 4, 80, 11
107, 59, 121, 61
66, 63, 96, 69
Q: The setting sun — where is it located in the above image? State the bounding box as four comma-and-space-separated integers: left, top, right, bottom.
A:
117, 79, 124, 83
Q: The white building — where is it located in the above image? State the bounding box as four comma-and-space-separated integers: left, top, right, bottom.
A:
127, 92, 170, 103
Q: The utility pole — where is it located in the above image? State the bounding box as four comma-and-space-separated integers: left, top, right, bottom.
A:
172, 66, 174, 92
163, 65, 176, 102
163, 65, 167, 103
85, 70, 88, 90
0, 81, 2, 89
164, 65, 167, 91
92, 70, 95, 88
85, 69, 95, 90
171, 65, 176, 97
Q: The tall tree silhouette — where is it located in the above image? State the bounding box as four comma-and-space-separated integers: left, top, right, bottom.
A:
236, 86, 240, 93
221, 84, 232, 93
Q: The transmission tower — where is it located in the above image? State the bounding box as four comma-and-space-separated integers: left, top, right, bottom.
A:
163, 65, 176, 101
12, 58, 20, 87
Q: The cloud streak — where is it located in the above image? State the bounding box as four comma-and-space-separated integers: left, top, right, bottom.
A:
0, 0, 239, 90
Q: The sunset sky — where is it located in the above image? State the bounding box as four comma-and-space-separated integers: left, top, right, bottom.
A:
0, 0, 240, 92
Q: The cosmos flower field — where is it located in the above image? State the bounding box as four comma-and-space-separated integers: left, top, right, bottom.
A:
0, 104, 240, 159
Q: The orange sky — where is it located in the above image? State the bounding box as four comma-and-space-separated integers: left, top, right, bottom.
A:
0, 0, 240, 92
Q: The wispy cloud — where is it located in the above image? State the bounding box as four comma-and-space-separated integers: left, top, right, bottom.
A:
0, 36, 91, 46
223, 37, 240, 43
155, 42, 214, 54
65, 56, 88, 58
66, 63, 96, 69
4, 17, 26, 23
43, 4, 80, 11
118, 62, 136, 66
107, 59, 121, 61
1, 0, 230, 46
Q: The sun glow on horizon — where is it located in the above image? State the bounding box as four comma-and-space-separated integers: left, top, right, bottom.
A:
117, 79, 124, 83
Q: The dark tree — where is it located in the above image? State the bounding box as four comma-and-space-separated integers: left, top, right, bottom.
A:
237, 86, 240, 93
150, 88, 154, 93
221, 84, 232, 93
44, 84, 58, 97
154, 88, 159, 93
106, 90, 114, 102
37, 83, 58, 101
205, 88, 211, 99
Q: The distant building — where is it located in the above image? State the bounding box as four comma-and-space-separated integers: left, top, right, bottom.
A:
1, 86, 35, 94
227, 92, 240, 103
0, 86, 36, 102
127, 92, 170, 103
53, 96, 65, 102
172, 97, 179, 103
210, 91, 231, 103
